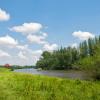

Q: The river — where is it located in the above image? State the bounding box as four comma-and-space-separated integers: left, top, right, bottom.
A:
14, 68, 90, 80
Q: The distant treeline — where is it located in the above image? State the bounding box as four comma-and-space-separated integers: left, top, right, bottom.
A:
36, 36, 100, 79
12, 65, 36, 69
0, 65, 36, 69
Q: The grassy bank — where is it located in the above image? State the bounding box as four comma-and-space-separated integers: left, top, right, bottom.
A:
0, 68, 100, 100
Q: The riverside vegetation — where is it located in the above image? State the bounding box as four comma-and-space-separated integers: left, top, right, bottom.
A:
36, 36, 100, 80
0, 68, 100, 100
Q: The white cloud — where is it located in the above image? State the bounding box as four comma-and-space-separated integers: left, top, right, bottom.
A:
0, 35, 18, 47
0, 49, 11, 58
16, 45, 28, 50
31, 50, 43, 63
71, 43, 78, 48
10, 22, 43, 34
42, 33, 48, 37
16, 49, 43, 65
0, 48, 43, 65
0, 8, 10, 21
10, 22, 48, 45
18, 51, 27, 60
72, 31, 95, 40
0, 34, 58, 65
0, 20, 59, 65
27, 34, 47, 44
43, 43, 58, 52
32, 50, 43, 57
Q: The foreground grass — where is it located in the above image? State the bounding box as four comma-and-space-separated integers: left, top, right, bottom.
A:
0, 68, 100, 100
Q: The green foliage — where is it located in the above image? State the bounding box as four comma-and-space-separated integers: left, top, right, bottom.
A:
79, 40, 88, 58
0, 70, 100, 100
36, 47, 79, 70
36, 36, 100, 80
10, 65, 35, 70
76, 57, 94, 70
0, 68, 11, 72
76, 38, 100, 80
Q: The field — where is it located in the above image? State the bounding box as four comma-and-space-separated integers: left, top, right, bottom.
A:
0, 68, 100, 100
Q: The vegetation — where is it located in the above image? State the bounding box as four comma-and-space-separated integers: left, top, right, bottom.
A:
36, 47, 79, 70
11, 65, 35, 70
0, 65, 35, 71
0, 68, 99, 100
76, 37, 100, 79
36, 36, 100, 80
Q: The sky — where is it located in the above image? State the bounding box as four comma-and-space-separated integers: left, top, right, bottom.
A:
0, 0, 100, 65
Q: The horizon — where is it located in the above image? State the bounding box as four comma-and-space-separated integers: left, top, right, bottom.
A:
0, 0, 100, 65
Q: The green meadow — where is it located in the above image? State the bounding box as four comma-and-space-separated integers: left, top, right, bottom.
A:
0, 68, 100, 100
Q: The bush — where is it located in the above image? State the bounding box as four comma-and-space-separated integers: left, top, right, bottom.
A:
92, 59, 100, 80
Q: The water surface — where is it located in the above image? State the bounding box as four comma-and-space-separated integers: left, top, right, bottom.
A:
14, 68, 88, 80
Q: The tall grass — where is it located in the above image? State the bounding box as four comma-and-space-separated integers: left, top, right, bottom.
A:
0, 68, 100, 100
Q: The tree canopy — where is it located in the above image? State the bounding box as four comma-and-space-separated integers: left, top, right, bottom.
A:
36, 36, 100, 73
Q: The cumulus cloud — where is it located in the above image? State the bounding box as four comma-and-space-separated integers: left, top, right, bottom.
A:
0, 49, 11, 58
0, 35, 18, 47
27, 34, 47, 44
10, 22, 49, 45
43, 43, 58, 52
72, 31, 95, 40
0, 36, 58, 65
31, 50, 43, 63
0, 8, 10, 21
42, 33, 48, 37
32, 50, 43, 57
18, 51, 27, 60
16, 45, 28, 50
16, 49, 43, 65
0, 20, 59, 65
10, 22, 42, 34
0, 45, 43, 65
0, 34, 44, 65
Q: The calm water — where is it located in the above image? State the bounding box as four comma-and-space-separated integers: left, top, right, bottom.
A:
14, 68, 89, 80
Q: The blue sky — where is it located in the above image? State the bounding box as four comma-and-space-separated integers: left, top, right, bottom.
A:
0, 0, 100, 65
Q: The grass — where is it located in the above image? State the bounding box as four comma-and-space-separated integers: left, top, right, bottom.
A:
0, 68, 100, 100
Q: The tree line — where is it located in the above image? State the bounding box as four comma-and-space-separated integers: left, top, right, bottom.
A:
36, 36, 100, 79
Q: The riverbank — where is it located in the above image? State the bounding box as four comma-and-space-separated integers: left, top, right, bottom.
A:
0, 68, 100, 100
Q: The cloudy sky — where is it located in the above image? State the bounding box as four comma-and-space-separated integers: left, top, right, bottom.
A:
0, 0, 99, 65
